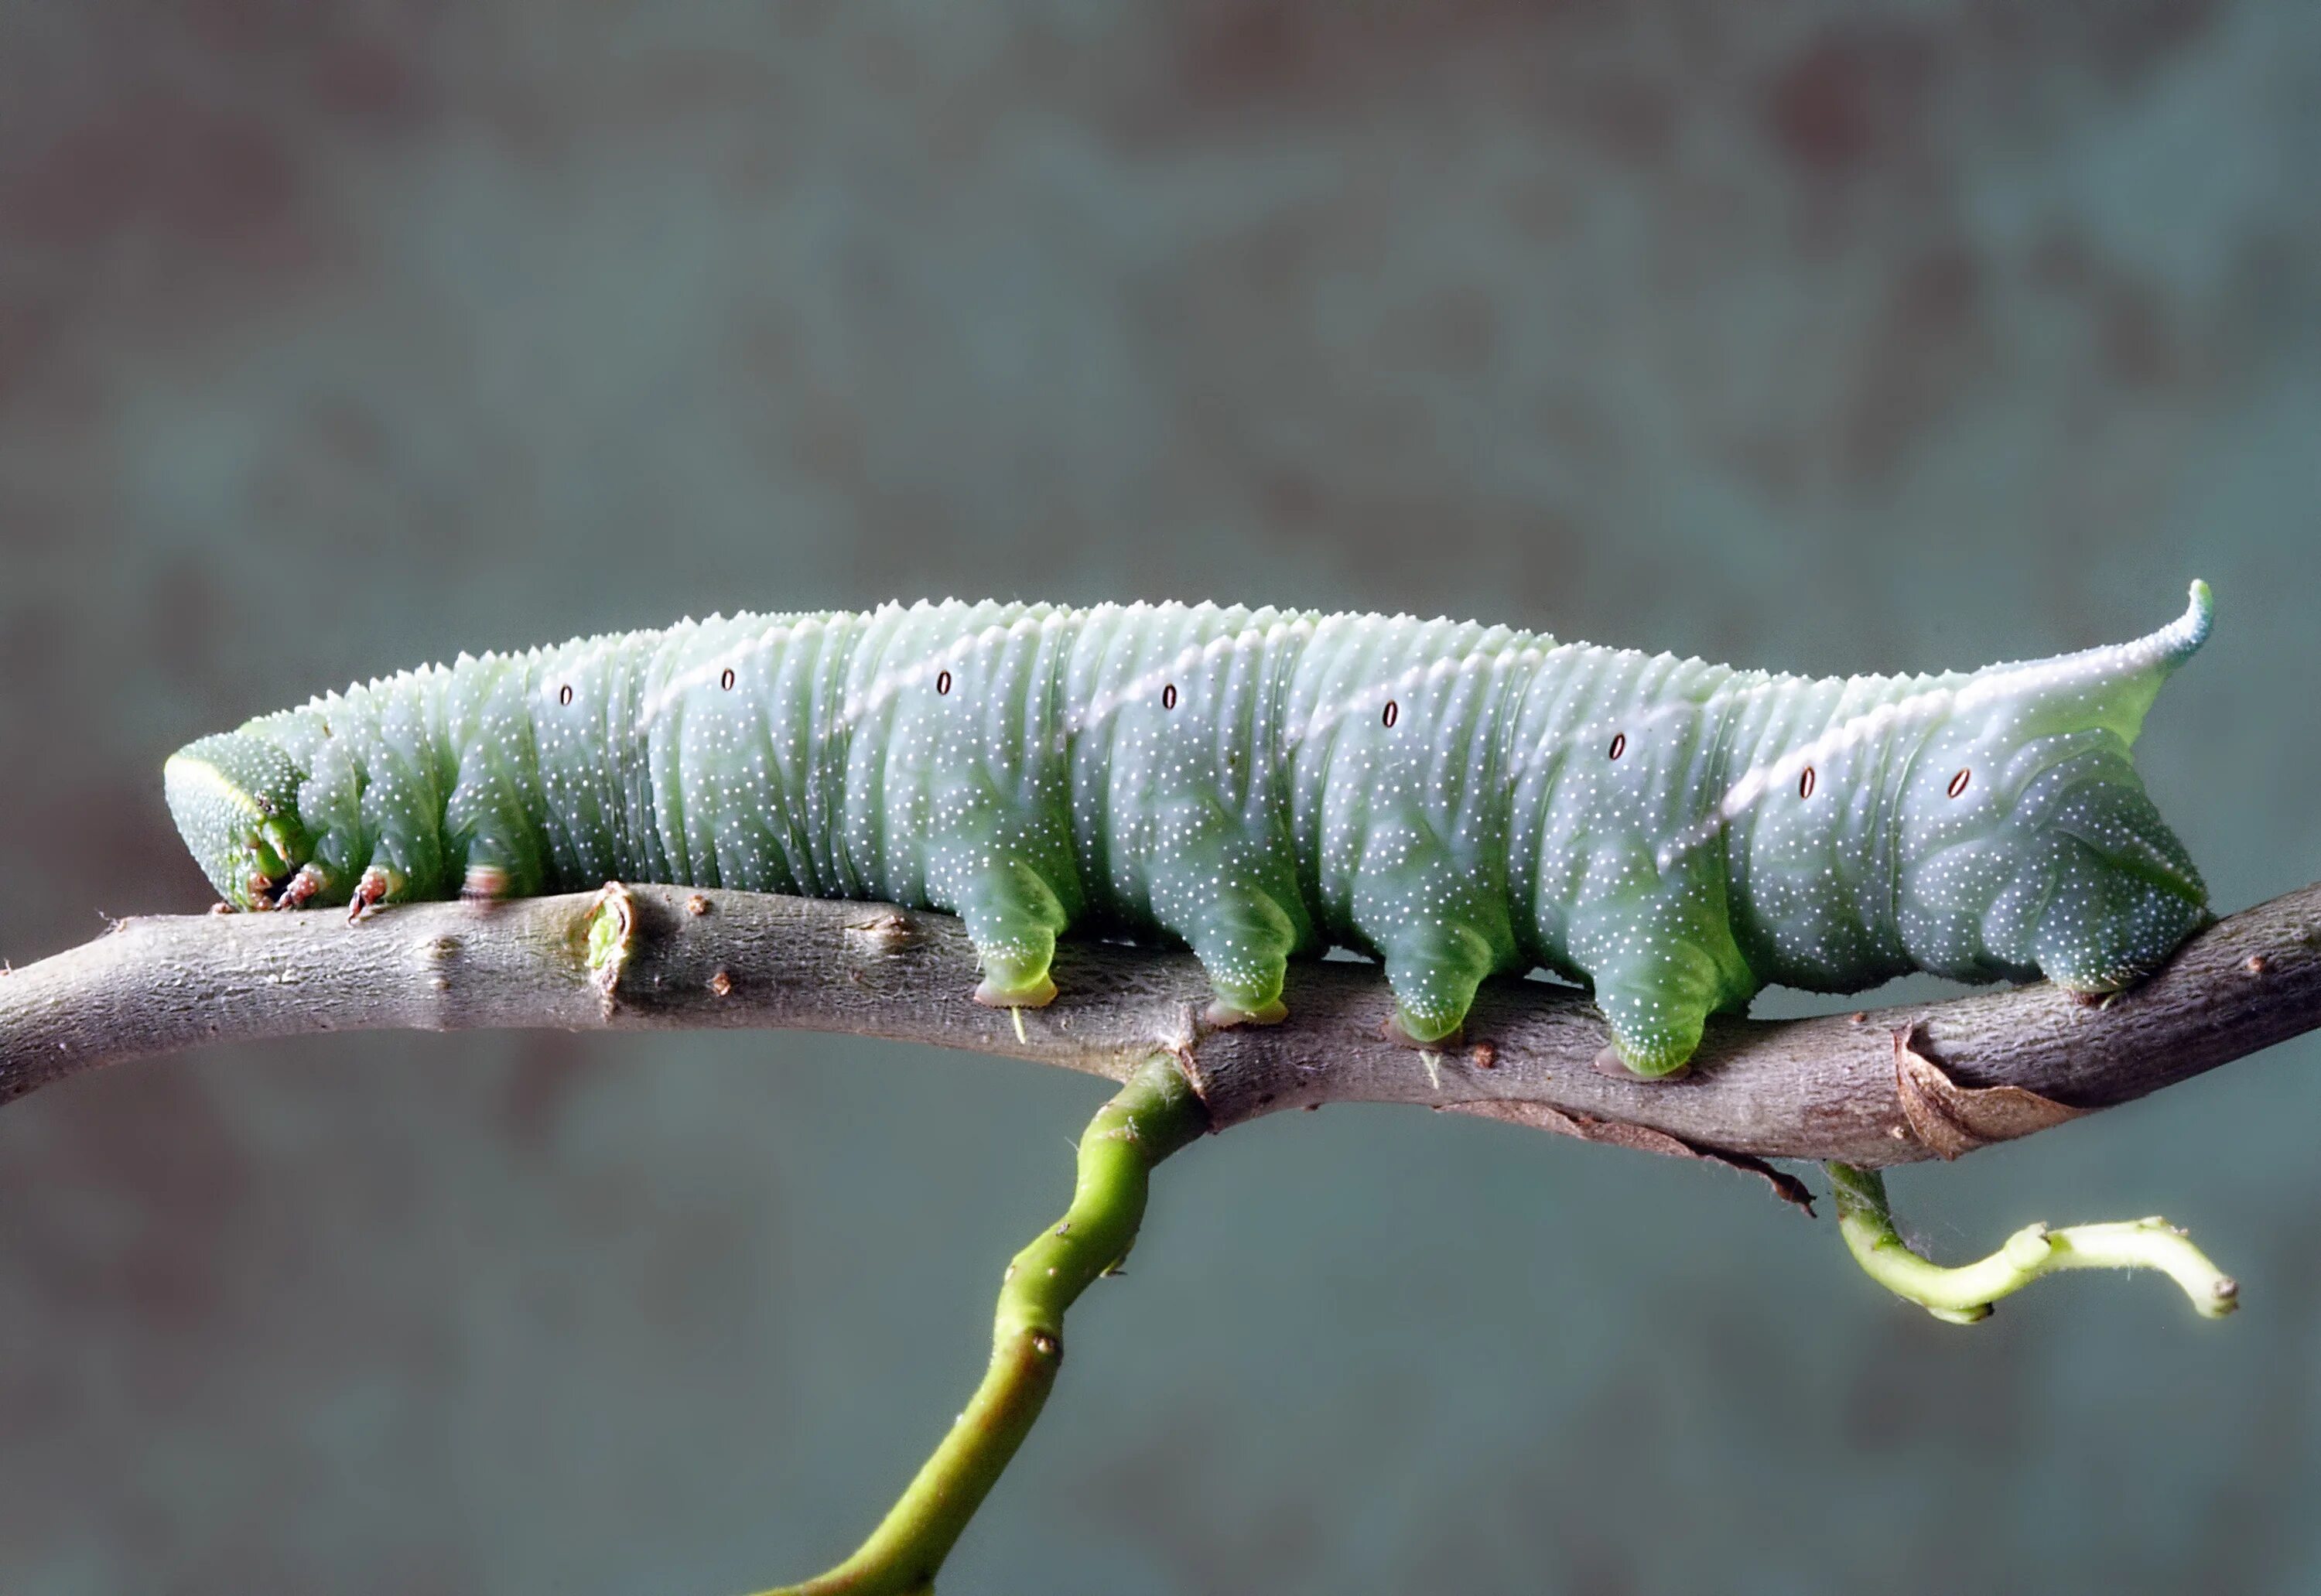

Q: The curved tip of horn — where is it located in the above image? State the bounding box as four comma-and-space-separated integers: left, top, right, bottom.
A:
2157, 578, 2213, 670
1960, 580, 2213, 745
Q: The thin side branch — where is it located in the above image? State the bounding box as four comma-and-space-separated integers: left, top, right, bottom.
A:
1827, 1161, 2240, 1323
757, 1054, 1207, 1596
5, 879, 2319, 1168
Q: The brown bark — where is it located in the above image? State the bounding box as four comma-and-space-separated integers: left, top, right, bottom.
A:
5, 881, 2318, 1170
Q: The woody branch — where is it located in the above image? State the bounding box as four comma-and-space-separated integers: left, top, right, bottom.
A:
5, 879, 2318, 1174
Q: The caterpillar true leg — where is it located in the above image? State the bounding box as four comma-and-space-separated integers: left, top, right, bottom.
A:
347, 863, 403, 921
273, 863, 327, 911
457, 856, 518, 902
446, 804, 542, 904
439, 661, 551, 906
446, 808, 542, 904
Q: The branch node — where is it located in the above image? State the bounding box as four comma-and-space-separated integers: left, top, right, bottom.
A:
585, 881, 638, 1017
846, 911, 914, 945
1893, 1025, 2082, 1159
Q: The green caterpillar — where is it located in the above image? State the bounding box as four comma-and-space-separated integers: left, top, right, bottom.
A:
165, 586, 2213, 1077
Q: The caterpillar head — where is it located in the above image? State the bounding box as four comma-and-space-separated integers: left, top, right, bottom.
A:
164, 729, 316, 909
1892, 581, 2211, 995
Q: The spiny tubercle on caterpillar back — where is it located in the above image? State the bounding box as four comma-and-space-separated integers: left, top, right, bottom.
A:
163, 585, 2214, 1079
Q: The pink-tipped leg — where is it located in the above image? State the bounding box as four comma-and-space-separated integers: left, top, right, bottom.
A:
460, 862, 512, 903
273, 863, 327, 912
347, 866, 396, 923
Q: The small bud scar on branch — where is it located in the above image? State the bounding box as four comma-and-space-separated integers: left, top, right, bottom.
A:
5, 879, 2321, 1170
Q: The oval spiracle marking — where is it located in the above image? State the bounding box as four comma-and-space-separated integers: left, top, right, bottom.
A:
1947, 767, 1972, 799
720, 668, 736, 692
1383, 700, 1400, 729
1162, 683, 1178, 710
557, 684, 573, 706
1798, 765, 1817, 800
936, 670, 952, 697
1608, 732, 1626, 760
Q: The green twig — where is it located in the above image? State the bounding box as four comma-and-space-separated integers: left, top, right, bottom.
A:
1826, 1161, 2239, 1324
756, 1054, 1208, 1595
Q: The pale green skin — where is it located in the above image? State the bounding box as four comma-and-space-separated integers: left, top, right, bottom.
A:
165, 586, 2213, 1076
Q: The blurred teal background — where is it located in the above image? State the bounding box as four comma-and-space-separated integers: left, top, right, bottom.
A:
2, 3, 2317, 1591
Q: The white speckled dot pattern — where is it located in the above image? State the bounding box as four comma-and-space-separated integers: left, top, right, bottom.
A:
162, 585, 2214, 1075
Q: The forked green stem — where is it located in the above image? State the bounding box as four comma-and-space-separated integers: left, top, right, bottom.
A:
756, 1055, 1208, 1595
1826, 1161, 2239, 1324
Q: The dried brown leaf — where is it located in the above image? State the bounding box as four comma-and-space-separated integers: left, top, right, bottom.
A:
1892, 1024, 2083, 1160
